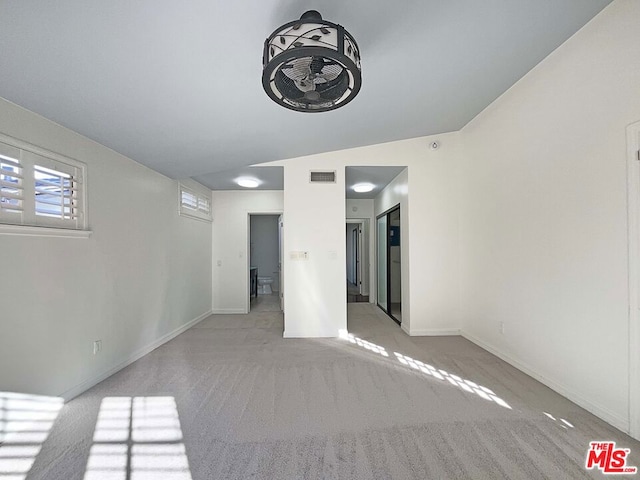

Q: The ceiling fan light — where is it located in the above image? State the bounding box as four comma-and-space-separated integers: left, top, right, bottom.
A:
236, 178, 260, 188
353, 183, 374, 193
262, 10, 362, 113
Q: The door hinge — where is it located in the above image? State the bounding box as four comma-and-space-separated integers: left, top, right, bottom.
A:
637, 150, 640, 161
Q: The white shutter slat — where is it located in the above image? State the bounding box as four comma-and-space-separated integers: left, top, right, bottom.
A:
34, 211, 79, 219
0, 191, 23, 201
35, 197, 73, 207
0, 203, 23, 211
35, 189, 77, 198
0, 179, 22, 190
0, 158, 22, 169
34, 178, 76, 190
0, 170, 23, 181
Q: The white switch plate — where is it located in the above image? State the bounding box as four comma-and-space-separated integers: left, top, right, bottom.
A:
289, 251, 309, 260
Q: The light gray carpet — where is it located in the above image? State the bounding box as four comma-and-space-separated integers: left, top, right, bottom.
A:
10, 303, 640, 479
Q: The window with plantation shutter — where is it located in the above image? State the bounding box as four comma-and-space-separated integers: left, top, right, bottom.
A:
0, 134, 87, 232
35, 165, 74, 218
181, 190, 198, 210
0, 143, 23, 219
197, 196, 211, 215
179, 182, 212, 222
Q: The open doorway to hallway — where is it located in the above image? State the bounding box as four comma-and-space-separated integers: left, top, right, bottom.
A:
345, 166, 406, 329
249, 214, 282, 313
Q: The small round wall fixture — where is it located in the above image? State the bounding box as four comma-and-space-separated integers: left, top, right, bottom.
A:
353, 183, 374, 193
262, 10, 362, 112
236, 178, 260, 188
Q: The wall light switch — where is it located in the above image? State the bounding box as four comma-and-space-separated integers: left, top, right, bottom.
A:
290, 251, 310, 261
217, 260, 222, 266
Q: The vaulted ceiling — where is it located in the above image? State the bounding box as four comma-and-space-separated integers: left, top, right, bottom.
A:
0, 1, 611, 181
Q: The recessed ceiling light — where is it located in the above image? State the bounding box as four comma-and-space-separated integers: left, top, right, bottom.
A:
236, 178, 260, 188
353, 183, 374, 193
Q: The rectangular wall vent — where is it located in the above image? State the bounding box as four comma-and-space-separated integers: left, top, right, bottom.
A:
309, 170, 336, 183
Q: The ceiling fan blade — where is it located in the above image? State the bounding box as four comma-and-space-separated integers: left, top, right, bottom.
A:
282, 57, 312, 79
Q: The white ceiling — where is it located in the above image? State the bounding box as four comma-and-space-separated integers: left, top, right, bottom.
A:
195, 165, 404, 198
345, 166, 406, 199
0, 1, 611, 183
198, 166, 284, 191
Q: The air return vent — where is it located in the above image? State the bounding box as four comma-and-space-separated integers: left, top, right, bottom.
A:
309, 170, 336, 183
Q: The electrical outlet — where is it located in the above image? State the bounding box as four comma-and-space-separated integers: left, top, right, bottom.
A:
93, 340, 102, 355
499, 322, 505, 335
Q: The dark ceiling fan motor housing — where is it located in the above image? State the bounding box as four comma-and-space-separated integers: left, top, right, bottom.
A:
262, 10, 362, 112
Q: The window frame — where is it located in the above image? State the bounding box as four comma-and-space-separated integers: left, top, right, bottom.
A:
178, 182, 212, 222
0, 133, 88, 234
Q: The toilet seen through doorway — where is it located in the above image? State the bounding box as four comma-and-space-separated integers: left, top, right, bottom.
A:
257, 276, 273, 295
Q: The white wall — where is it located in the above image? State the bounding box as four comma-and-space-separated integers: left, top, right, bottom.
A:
250, 215, 280, 292
0, 98, 212, 400
459, 0, 640, 433
346, 199, 374, 220
279, 161, 348, 337
266, 132, 462, 337
211, 190, 283, 313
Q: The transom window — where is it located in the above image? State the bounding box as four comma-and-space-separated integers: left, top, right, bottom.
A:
179, 182, 212, 222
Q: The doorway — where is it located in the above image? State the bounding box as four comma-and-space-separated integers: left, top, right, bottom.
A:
346, 220, 369, 303
377, 205, 401, 324
249, 214, 282, 312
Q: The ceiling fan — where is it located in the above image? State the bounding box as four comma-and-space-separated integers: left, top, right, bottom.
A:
262, 10, 362, 113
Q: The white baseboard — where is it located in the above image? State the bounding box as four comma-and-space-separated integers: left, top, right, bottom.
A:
461, 330, 629, 434
409, 328, 461, 336
212, 308, 246, 314
59, 310, 212, 402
